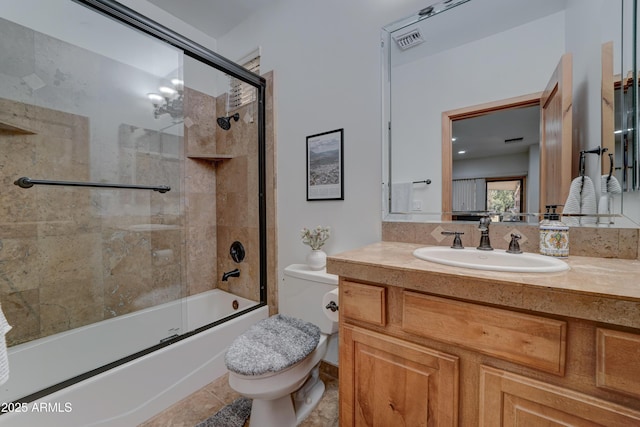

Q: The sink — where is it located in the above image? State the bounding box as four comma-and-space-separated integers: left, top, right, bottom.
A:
413, 246, 569, 273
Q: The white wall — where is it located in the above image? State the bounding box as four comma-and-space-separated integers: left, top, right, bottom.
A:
453, 152, 530, 181
118, 0, 218, 52
216, 0, 433, 271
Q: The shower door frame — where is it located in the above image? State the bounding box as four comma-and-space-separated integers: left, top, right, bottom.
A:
17, 0, 268, 403
71, 0, 267, 308
73, 0, 268, 305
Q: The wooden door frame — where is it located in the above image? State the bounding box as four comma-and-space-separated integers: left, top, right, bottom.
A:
441, 92, 542, 221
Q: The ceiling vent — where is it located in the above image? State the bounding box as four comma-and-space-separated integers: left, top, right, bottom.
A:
504, 137, 524, 144
393, 29, 425, 50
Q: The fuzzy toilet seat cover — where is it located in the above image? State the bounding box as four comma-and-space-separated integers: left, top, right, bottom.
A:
225, 314, 321, 376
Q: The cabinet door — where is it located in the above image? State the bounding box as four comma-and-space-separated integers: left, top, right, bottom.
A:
340, 325, 459, 427
480, 365, 640, 426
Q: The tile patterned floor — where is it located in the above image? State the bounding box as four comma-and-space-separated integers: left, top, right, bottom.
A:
138, 366, 338, 427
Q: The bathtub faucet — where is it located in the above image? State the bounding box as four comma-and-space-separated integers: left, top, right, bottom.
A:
222, 268, 240, 281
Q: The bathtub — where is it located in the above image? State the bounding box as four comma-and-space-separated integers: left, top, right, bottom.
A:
0, 289, 267, 427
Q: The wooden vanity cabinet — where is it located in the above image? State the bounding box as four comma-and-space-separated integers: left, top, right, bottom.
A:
340, 280, 459, 426
338, 279, 640, 426
340, 325, 459, 426
480, 365, 640, 426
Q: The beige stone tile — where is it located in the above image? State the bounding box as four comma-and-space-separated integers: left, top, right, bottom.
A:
184, 87, 218, 156
102, 230, 153, 276
569, 227, 617, 257
216, 226, 260, 302
0, 222, 38, 239
39, 278, 104, 336
205, 373, 243, 404
2, 289, 40, 346
299, 373, 339, 427
184, 158, 216, 193
0, 237, 41, 293
618, 228, 639, 259
139, 385, 226, 427
39, 232, 103, 287
186, 224, 217, 295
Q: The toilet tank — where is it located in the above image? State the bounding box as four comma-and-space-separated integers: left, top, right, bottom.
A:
281, 264, 338, 334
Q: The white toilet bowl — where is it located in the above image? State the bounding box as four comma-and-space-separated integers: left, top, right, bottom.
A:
225, 265, 338, 427
228, 334, 328, 426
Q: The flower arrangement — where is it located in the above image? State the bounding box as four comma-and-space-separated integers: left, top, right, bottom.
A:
300, 225, 330, 250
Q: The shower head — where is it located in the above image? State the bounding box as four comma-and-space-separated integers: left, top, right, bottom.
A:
216, 113, 240, 130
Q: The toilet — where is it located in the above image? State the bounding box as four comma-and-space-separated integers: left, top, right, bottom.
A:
225, 264, 338, 427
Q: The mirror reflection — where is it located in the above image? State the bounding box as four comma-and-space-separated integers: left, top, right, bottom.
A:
451, 104, 540, 223
383, 0, 640, 226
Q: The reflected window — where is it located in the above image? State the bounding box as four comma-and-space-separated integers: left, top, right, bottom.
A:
485, 177, 525, 222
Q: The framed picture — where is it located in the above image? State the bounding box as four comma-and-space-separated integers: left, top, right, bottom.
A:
306, 128, 344, 201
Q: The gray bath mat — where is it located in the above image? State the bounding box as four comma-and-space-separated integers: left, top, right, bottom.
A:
195, 397, 251, 427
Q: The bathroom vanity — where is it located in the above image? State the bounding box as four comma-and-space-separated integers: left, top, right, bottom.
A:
327, 242, 640, 426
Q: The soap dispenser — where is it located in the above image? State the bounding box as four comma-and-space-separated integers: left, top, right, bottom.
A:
539, 205, 569, 258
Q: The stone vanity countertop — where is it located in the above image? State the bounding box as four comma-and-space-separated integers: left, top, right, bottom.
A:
326, 241, 640, 329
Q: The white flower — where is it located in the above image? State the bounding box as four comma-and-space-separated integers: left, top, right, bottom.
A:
300, 225, 330, 250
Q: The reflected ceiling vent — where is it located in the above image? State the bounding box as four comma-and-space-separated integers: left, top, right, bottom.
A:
393, 29, 425, 50
504, 137, 524, 144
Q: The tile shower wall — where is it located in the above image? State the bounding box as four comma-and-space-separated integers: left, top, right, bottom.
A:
0, 11, 277, 356
214, 72, 276, 308
0, 74, 277, 347
0, 97, 185, 346
185, 71, 277, 314
0, 99, 96, 346
184, 86, 218, 295
0, 15, 188, 347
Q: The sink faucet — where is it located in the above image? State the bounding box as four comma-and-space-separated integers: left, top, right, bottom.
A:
507, 233, 522, 254
441, 230, 464, 249
477, 216, 493, 251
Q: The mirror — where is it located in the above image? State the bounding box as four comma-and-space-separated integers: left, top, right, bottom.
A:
450, 103, 540, 223
383, 0, 640, 226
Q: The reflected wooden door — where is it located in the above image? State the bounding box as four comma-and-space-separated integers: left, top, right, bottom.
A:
540, 53, 574, 211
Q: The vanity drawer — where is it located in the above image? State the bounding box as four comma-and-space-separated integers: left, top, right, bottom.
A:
402, 291, 566, 375
341, 280, 386, 326
596, 328, 640, 398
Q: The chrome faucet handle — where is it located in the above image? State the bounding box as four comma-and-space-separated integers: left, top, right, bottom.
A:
507, 233, 522, 254
441, 231, 464, 249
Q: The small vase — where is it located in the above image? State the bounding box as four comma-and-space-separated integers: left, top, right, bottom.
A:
306, 249, 327, 270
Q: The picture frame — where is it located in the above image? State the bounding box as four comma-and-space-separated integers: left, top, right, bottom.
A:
306, 128, 344, 201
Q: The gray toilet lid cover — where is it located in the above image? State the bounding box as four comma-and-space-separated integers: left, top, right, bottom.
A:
225, 314, 321, 376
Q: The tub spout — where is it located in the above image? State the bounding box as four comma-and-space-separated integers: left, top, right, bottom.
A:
222, 268, 240, 281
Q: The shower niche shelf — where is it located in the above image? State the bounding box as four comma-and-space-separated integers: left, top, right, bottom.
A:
186, 154, 234, 162
0, 120, 36, 135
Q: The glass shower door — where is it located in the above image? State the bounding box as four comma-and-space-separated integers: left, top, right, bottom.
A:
0, 0, 186, 401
